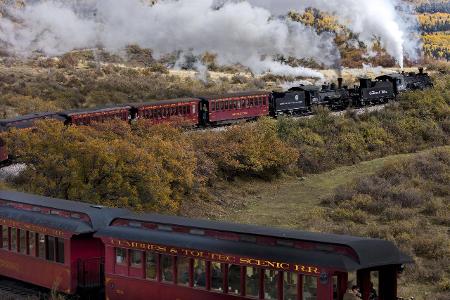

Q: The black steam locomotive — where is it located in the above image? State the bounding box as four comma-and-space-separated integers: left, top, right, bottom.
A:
270, 68, 432, 117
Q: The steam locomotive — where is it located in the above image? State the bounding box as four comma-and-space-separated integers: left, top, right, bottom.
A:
0, 68, 433, 165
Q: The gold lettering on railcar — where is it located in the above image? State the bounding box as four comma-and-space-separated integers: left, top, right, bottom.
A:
109, 238, 321, 274
231, 112, 249, 117
0, 219, 65, 237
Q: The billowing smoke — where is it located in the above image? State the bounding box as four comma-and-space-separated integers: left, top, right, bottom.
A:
0, 0, 345, 78
245, 0, 421, 68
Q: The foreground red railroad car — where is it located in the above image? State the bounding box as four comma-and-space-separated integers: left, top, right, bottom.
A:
0, 191, 126, 295
131, 98, 201, 126
59, 106, 131, 126
96, 214, 411, 300
200, 92, 270, 125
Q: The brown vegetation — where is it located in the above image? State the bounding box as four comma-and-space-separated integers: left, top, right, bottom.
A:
321, 147, 450, 298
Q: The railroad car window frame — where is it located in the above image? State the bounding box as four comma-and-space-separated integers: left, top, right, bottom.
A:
283, 272, 298, 300
228, 264, 242, 295
177, 256, 190, 286
19, 229, 26, 254
46, 236, 56, 262
245, 266, 260, 298
56, 237, 65, 264
115, 247, 128, 265
303, 275, 318, 300
210, 262, 225, 292
161, 254, 175, 284
264, 269, 278, 300
130, 249, 143, 268
10, 227, 17, 252
28, 231, 36, 256
193, 259, 207, 289
145, 251, 158, 281
0, 226, 7, 249
38, 233, 45, 259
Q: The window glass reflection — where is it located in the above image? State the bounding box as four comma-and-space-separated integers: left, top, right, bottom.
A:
264, 270, 278, 300
246, 267, 260, 297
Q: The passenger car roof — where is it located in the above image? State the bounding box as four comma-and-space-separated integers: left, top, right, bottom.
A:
59, 106, 131, 117
0, 190, 127, 232
200, 91, 270, 100
129, 98, 200, 108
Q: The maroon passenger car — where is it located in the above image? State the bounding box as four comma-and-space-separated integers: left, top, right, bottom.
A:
200, 92, 270, 125
59, 106, 131, 126
0, 191, 126, 295
96, 213, 411, 300
131, 98, 201, 126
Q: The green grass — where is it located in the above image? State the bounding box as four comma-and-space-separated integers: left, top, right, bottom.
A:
211, 150, 427, 230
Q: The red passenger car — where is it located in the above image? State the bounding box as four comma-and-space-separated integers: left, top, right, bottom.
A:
0, 191, 126, 296
96, 213, 411, 300
200, 92, 270, 125
59, 106, 131, 126
131, 98, 201, 126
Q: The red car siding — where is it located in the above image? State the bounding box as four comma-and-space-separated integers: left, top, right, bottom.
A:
136, 101, 200, 126
0, 242, 73, 294
71, 110, 130, 126
208, 95, 270, 123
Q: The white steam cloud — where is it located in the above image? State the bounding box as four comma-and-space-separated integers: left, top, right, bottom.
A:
245, 0, 421, 68
0, 0, 346, 78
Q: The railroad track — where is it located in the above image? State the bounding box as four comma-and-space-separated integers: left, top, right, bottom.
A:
0, 277, 47, 300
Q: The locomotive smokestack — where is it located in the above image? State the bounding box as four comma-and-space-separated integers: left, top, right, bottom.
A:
338, 78, 343, 89
419, 67, 424, 74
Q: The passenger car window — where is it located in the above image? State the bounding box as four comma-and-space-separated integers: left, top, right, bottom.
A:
28, 231, 35, 256
246, 267, 260, 297
177, 256, 190, 286
56, 238, 65, 263
130, 250, 142, 267
264, 270, 278, 300
38, 234, 45, 259
211, 262, 224, 292
1, 226, 8, 249
161, 255, 174, 283
10, 228, 17, 251
194, 259, 206, 289
228, 265, 241, 295
115, 248, 127, 265
19, 229, 26, 254
146, 252, 157, 280
283, 272, 298, 300
46, 236, 56, 261
303, 275, 317, 300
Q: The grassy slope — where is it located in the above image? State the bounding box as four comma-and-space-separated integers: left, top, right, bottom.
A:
202, 150, 424, 229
